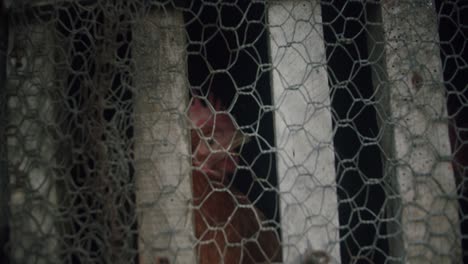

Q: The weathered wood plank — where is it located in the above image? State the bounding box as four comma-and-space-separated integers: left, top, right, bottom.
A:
268, 1, 341, 263
133, 7, 194, 264
0, 4, 9, 262
4, 0, 78, 8
6, 22, 59, 264
367, 1, 461, 263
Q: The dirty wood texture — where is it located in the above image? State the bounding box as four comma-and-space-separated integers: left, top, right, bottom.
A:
133, 7, 194, 264
0, 3, 9, 263
367, 0, 461, 263
6, 21, 59, 264
268, 1, 341, 263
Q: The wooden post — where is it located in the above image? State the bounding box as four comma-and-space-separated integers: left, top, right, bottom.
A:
268, 1, 341, 262
367, 1, 461, 263
6, 21, 59, 264
133, 6, 194, 264
0, 3, 9, 262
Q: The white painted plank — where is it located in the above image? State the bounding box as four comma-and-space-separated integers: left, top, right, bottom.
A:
133, 8, 194, 264
268, 1, 341, 263
369, 1, 461, 263
6, 23, 59, 264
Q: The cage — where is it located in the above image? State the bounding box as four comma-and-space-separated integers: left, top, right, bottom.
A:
0, 0, 466, 263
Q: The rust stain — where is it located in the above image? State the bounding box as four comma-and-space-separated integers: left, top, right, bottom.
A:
411, 71, 423, 92
155, 257, 170, 264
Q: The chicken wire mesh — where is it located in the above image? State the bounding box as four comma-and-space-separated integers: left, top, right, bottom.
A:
0, 0, 466, 264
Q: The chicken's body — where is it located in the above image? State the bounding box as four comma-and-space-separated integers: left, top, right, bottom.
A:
189, 95, 281, 264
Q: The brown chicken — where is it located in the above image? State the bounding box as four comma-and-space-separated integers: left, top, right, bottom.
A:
189, 94, 282, 264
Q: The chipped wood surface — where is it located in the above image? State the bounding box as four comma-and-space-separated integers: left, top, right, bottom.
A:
133, 7, 194, 264
368, 1, 461, 262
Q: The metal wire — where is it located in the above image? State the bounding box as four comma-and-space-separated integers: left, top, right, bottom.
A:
0, 0, 465, 263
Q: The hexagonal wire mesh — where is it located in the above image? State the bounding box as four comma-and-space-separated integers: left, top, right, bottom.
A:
0, 0, 466, 263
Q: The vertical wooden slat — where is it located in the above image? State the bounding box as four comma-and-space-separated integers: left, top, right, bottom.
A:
133, 7, 194, 264
0, 3, 9, 262
6, 21, 59, 264
368, 1, 461, 263
268, 1, 340, 262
